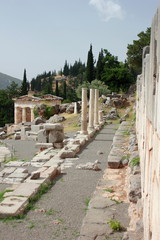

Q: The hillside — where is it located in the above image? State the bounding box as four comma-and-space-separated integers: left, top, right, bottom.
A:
0, 72, 22, 89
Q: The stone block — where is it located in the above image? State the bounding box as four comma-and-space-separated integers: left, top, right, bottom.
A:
43, 158, 64, 167
48, 130, 64, 143
129, 174, 141, 203
8, 172, 29, 179
31, 125, 44, 132
5, 161, 24, 167
35, 143, 53, 149
37, 129, 47, 143
44, 123, 64, 131
0, 167, 16, 177
30, 171, 40, 179
89, 196, 115, 209
40, 167, 57, 180
108, 155, 122, 169
58, 150, 76, 159
0, 196, 28, 217
4, 182, 40, 198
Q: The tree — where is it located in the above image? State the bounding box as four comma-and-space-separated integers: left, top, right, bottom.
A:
86, 44, 95, 83
127, 27, 151, 75
96, 49, 105, 80
55, 80, 59, 96
63, 60, 70, 76
63, 80, 67, 99
102, 50, 134, 92
76, 80, 110, 99
21, 69, 28, 95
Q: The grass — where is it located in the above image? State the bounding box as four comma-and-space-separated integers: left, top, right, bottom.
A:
3, 156, 18, 164
61, 113, 80, 133
84, 198, 90, 211
45, 209, 59, 216
110, 199, 122, 204
0, 189, 13, 202
107, 219, 123, 231
130, 157, 140, 167
122, 131, 130, 136
27, 223, 35, 229
104, 188, 114, 193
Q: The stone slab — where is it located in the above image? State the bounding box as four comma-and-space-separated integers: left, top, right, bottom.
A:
7, 172, 29, 179
83, 208, 114, 224
5, 161, 24, 167
89, 196, 115, 209
0, 167, 16, 177
40, 167, 57, 180
0, 196, 28, 217
108, 155, 122, 168
4, 182, 40, 198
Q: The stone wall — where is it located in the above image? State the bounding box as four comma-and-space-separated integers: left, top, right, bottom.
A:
136, 6, 160, 240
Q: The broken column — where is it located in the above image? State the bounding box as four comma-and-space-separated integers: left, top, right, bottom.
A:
81, 88, 88, 135
94, 89, 99, 127
99, 110, 103, 124
31, 108, 35, 122
74, 102, 78, 114
88, 88, 95, 131
14, 107, 18, 125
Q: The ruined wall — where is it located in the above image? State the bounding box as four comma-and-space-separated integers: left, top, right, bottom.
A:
136, 6, 160, 240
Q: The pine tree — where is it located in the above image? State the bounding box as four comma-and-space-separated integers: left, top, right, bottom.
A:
86, 44, 95, 83
21, 69, 28, 95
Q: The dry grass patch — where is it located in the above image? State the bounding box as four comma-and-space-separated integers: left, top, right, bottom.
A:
61, 113, 81, 133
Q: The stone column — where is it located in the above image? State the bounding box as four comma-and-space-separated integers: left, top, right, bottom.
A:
99, 110, 103, 123
31, 108, 35, 122
74, 102, 78, 114
88, 88, 95, 131
94, 89, 99, 127
14, 107, 18, 125
22, 107, 27, 123
81, 88, 88, 134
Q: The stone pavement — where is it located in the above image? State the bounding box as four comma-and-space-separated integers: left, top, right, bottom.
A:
0, 122, 105, 218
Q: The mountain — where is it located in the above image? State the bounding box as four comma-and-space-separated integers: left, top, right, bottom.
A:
0, 72, 22, 89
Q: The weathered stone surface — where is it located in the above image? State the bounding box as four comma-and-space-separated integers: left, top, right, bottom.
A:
8, 172, 29, 180
4, 182, 40, 198
80, 223, 113, 239
108, 155, 121, 168
31, 124, 44, 132
44, 123, 64, 131
49, 130, 64, 143
89, 196, 115, 209
30, 171, 40, 179
76, 162, 101, 171
106, 108, 119, 120
129, 175, 141, 203
37, 129, 47, 143
83, 208, 114, 224
58, 150, 76, 159
0, 196, 28, 217
40, 167, 57, 180
0, 167, 16, 177
32, 117, 46, 125
35, 143, 53, 149
47, 114, 65, 123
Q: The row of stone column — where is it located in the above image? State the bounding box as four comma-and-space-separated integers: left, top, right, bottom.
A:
14, 107, 35, 124
81, 88, 103, 135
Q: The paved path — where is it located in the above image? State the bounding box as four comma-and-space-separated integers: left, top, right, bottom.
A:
0, 124, 116, 240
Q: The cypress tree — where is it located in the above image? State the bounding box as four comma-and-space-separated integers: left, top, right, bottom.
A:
21, 69, 28, 95
55, 80, 59, 96
63, 80, 67, 99
86, 44, 94, 83
63, 60, 70, 76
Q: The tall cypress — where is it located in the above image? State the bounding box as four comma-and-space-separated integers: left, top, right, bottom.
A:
86, 44, 94, 83
63, 80, 67, 99
21, 69, 28, 95
55, 80, 59, 96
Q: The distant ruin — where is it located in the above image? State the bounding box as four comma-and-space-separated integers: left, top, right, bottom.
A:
13, 94, 63, 124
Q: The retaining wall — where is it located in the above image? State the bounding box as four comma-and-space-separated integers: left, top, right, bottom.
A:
136, 5, 160, 240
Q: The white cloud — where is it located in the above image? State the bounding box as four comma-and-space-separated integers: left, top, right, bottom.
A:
89, 0, 125, 22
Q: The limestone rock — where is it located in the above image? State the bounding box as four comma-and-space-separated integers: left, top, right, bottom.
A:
129, 174, 141, 203
30, 171, 40, 180
47, 114, 66, 123
32, 117, 46, 125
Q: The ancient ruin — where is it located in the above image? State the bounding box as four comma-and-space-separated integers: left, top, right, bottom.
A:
13, 94, 63, 124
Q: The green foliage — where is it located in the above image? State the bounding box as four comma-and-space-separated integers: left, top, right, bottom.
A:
84, 198, 90, 211
33, 107, 39, 118
127, 27, 151, 75
63, 60, 70, 76
96, 49, 105, 81
76, 80, 110, 99
0, 81, 20, 126
107, 219, 122, 231
0, 189, 13, 202
102, 50, 134, 92
44, 106, 55, 119
130, 157, 140, 167
104, 188, 114, 193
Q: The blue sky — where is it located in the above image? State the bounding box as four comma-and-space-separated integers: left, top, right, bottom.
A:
0, 0, 159, 81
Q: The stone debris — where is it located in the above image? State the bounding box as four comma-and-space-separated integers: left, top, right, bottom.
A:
76, 161, 101, 171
